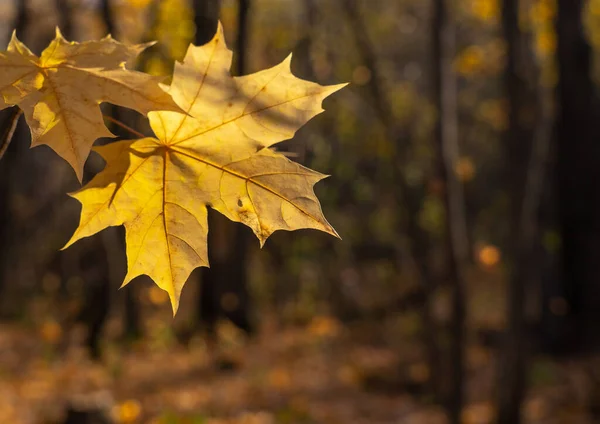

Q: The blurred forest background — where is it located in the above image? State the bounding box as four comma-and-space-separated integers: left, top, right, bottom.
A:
1, 0, 600, 423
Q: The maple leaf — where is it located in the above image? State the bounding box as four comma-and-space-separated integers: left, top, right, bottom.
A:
65, 23, 346, 314
0, 29, 182, 180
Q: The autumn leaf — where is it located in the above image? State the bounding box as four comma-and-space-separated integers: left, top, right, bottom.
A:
65, 23, 346, 314
0, 29, 182, 180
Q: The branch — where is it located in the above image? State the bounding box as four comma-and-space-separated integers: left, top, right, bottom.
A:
0, 107, 23, 162
102, 115, 145, 139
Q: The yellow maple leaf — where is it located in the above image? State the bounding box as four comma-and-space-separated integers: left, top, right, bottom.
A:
0, 29, 182, 180
65, 23, 346, 314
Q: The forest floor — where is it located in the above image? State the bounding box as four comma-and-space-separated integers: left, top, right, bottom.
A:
0, 307, 599, 424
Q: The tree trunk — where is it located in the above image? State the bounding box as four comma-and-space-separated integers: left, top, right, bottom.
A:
0, 0, 29, 318
54, 0, 73, 36
548, 0, 600, 353
431, 0, 466, 422
496, 0, 553, 421
496, 0, 528, 422
194, 0, 254, 346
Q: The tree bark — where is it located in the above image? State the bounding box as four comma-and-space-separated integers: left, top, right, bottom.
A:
193, 0, 254, 345
496, 0, 552, 421
14, 0, 27, 38
549, 0, 600, 353
496, 1, 527, 422
432, 1, 467, 422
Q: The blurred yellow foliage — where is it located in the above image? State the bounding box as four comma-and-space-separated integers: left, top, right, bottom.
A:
456, 46, 485, 76
126, 0, 153, 8
586, 0, 600, 52
527, 0, 557, 59
267, 367, 292, 390
155, 0, 195, 60
477, 245, 501, 269
307, 315, 342, 338
529, 0, 556, 26
592, 0, 600, 15
470, 0, 500, 22
479, 99, 508, 131
207, 412, 274, 424
39, 321, 62, 345
112, 399, 142, 423
455, 157, 476, 182
390, 82, 418, 122
536, 28, 557, 56
148, 286, 169, 306
462, 401, 495, 424
145, 55, 171, 77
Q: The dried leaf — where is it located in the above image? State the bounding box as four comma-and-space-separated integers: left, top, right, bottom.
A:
0, 29, 181, 180
65, 23, 346, 313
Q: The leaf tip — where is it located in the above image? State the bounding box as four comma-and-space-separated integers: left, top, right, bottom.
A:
282, 53, 293, 70
60, 238, 75, 251
158, 82, 170, 94
331, 227, 342, 240
119, 275, 134, 290
169, 294, 180, 317
326, 82, 349, 96
140, 40, 157, 50
73, 168, 85, 184
215, 21, 225, 38
54, 26, 66, 41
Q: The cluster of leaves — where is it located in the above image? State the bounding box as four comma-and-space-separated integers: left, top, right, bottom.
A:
0, 23, 345, 314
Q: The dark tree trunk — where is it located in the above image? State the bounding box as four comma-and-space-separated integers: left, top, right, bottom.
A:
53, 2, 114, 358
0, 108, 23, 317
194, 0, 254, 347
496, 0, 528, 422
225, 0, 253, 335
194, 0, 219, 347
76, 241, 111, 359
496, 0, 553, 421
431, 0, 466, 422
99, 0, 142, 342
54, 0, 73, 36
548, 0, 600, 353
195, 0, 221, 346
496, 0, 527, 422
193, 0, 220, 44
14, 0, 27, 38
0, 1, 28, 316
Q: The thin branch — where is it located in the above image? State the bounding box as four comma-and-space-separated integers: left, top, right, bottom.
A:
0, 108, 23, 162
102, 115, 145, 138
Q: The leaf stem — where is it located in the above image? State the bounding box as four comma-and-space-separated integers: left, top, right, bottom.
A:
103, 114, 145, 139
0, 107, 23, 162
